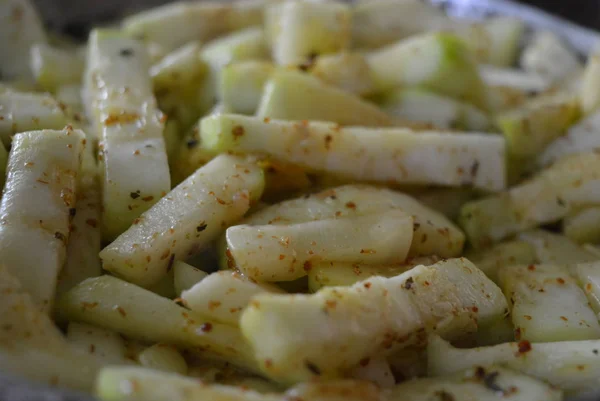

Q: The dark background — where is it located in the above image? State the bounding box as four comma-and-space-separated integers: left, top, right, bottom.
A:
521, 0, 600, 29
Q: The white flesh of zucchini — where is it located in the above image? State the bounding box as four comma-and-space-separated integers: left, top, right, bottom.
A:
0, 0, 46, 81
0, 90, 68, 147
239, 185, 465, 259
201, 114, 506, 191
138, 344, 187, 375
0, 128, 85, 312
56, 275, 260, 374
498, 264, 600, 342
240, 258, 506, 383
173, 260, 208, 296
85, 29, 170, 241
66, 322, 129, 364
227, 211, 414, 282
181, 270, 282, 326
100, 154, 264, 288
269, 1, 351, 66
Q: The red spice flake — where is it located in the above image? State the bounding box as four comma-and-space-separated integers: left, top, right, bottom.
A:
577, 365, 586, 371
166, 254, 175, 272
279, 254, 286, 260
324, 135, 333, 149
116, 306, 127, 317
360, 249, 375, 254
556, 277, 566, 284
160, 249, 171, 260
232, 125, 245, 138
586, 283, 593, 291
263, 117, 271, 123
103, 112, 140, 126
216, 197, 227, 205
133, 150, 140, 155
146, 255, 151, 263
36, 179, 49, 184
335, 211, 342, 217
174, 298, 188, 307
208, 301, 222, 311
560, 316, 568, 321
527, 264, 536, 271
303, 261, 312, 272
142, 196, 154, 202
325, 300, 337, 309
133, 218, 141, 225
265, 359, 273, 368
524, 315, 532, 320
363, 282, 372, 289
345, 201, 356, 210
200, 323, 213, 333
359, 358, 370, 367
471, 306, 479, 313
515, 328, 521, 340
82, 302, 98, 310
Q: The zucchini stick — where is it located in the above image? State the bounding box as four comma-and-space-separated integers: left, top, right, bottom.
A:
122, 0, 266, 51
0, 128, 85, 311
564, 207, 600, 244
201, 114, 505, 191
310, 52, 376, 96
100, 154, 264, 288
66, 322, 129, 365
56, 275, 260, 374
460, 152, 600, 248
85, 29, 171, 241
173, 261, 208, 296
0, 90, 68, 147
366, 32, 488, 110
30, 43, 85, 92
256, 71, 394, 127
428, 334, 600, 396
240, 185, 465, 258
0, 0, 47, 81
138, 344, 188, 374
498, 264, 600, 342
227, 210, 414, 282
181, 270, 282, 326
268, 1, 351, 66
240, 258, 506, 383
56, 147, 102, 295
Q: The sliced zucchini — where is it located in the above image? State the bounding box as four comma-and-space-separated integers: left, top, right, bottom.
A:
66, 322, 129, 365
310, 52, 376, 96
367, 32, 488, 110
201, 114, 506, 191
100, 154, 264, 288
0, 0, 47, 81
227, 210, 414, 282
238, 184, 465, 259
498, 264, 600, 342
564, 207, 600, 244
85, 29, 170, 241
268, 1, 351, 66
256, 70, 394, 127
202, 27, 267, 71
379, 88, 491, 131
455, 17, 525, 67
465, 240, 537, 283
459, 152, 600, 248
138, 344, 187, 375
173, 261, 208, 296
0, 128, 85, 312
540, 110, 600, 167
517, 230, 598, 265
219, 60, 274, 114
428, 334, 600, 396
351, 0, 450, 49
181, 270, 282, 326
240, 258, 506, 383
122, 1, 265, 51
520, 30, 582, 82
497, 92, 580, 161
0, 90, 68, 147
56, 275, 260, 374
30, 43, 85, 92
